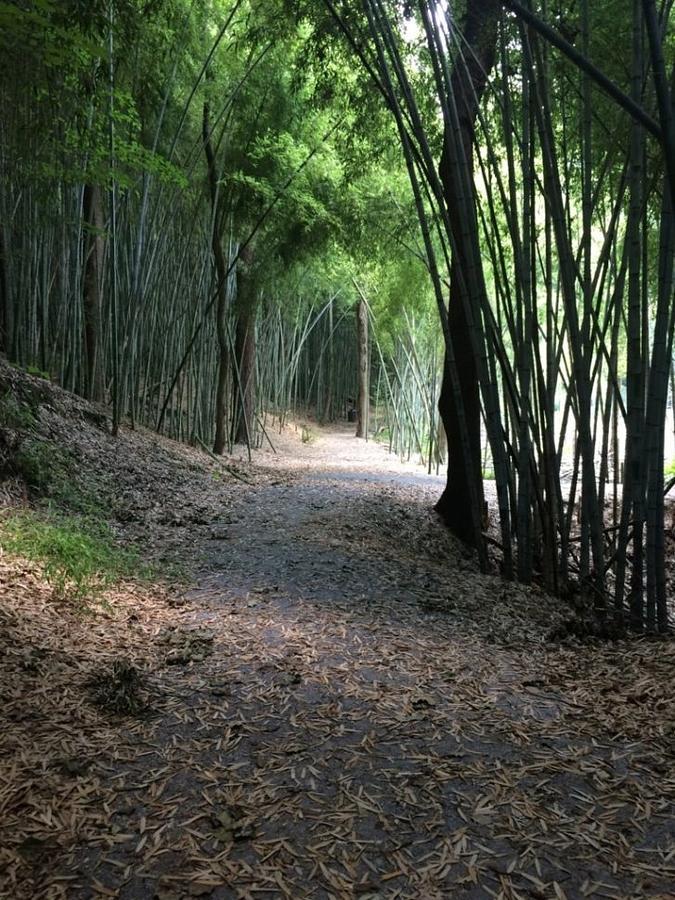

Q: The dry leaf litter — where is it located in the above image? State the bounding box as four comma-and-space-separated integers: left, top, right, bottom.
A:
0, 364, 674, 899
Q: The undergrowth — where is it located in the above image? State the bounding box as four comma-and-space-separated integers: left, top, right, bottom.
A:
7, 435, 109, 518
0, 511, 147, 605
0, 390, 38, 431
0, 378, 171, 611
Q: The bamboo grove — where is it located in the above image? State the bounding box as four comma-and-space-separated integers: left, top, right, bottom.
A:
0, 0, 443, 447
1, 1, 674, 632
322, 0, 675, 630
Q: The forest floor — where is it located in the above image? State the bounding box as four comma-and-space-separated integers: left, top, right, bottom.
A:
1, 366, 675, 900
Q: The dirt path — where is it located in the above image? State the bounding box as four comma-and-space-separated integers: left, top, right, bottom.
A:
2, 420, 675, 900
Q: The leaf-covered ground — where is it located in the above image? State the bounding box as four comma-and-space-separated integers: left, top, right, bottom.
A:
1, 368, 675, 899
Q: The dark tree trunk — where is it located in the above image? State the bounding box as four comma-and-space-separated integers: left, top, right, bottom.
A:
82, 183, 105, 400
232, 244, 256, 447
435, 0, 500, 545
355, 297, 369, 438
203, 100, 231, 455
0, 222, 11, 358
324, 296, 335, 421
213, 322, 230, 454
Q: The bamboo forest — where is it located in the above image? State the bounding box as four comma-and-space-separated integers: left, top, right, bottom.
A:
1, 1, 675, 897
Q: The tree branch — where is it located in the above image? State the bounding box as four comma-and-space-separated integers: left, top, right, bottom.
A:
502, 0, 662, 139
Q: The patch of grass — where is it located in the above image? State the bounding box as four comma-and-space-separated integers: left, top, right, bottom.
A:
9, 361, 50, 380
0, 390, 38, 431
26, 365, 50, 380
0, 511, 146, 604
14, 438, 68, 492
12, 436, 109, 518
87, 659, 147, 715
48, 473, 110, 519
301, 424, 315, 444
666, 458, 675, 477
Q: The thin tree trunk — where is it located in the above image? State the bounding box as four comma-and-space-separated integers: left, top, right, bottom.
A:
232, 244, 256, 447
616, 0, 647, 629
325, 295, 334, 421
356, 296, 369, 439
0, 221, 11, 358
82, 183, 105, 400
202, 100, 231, 455
108, 1, 120, 435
